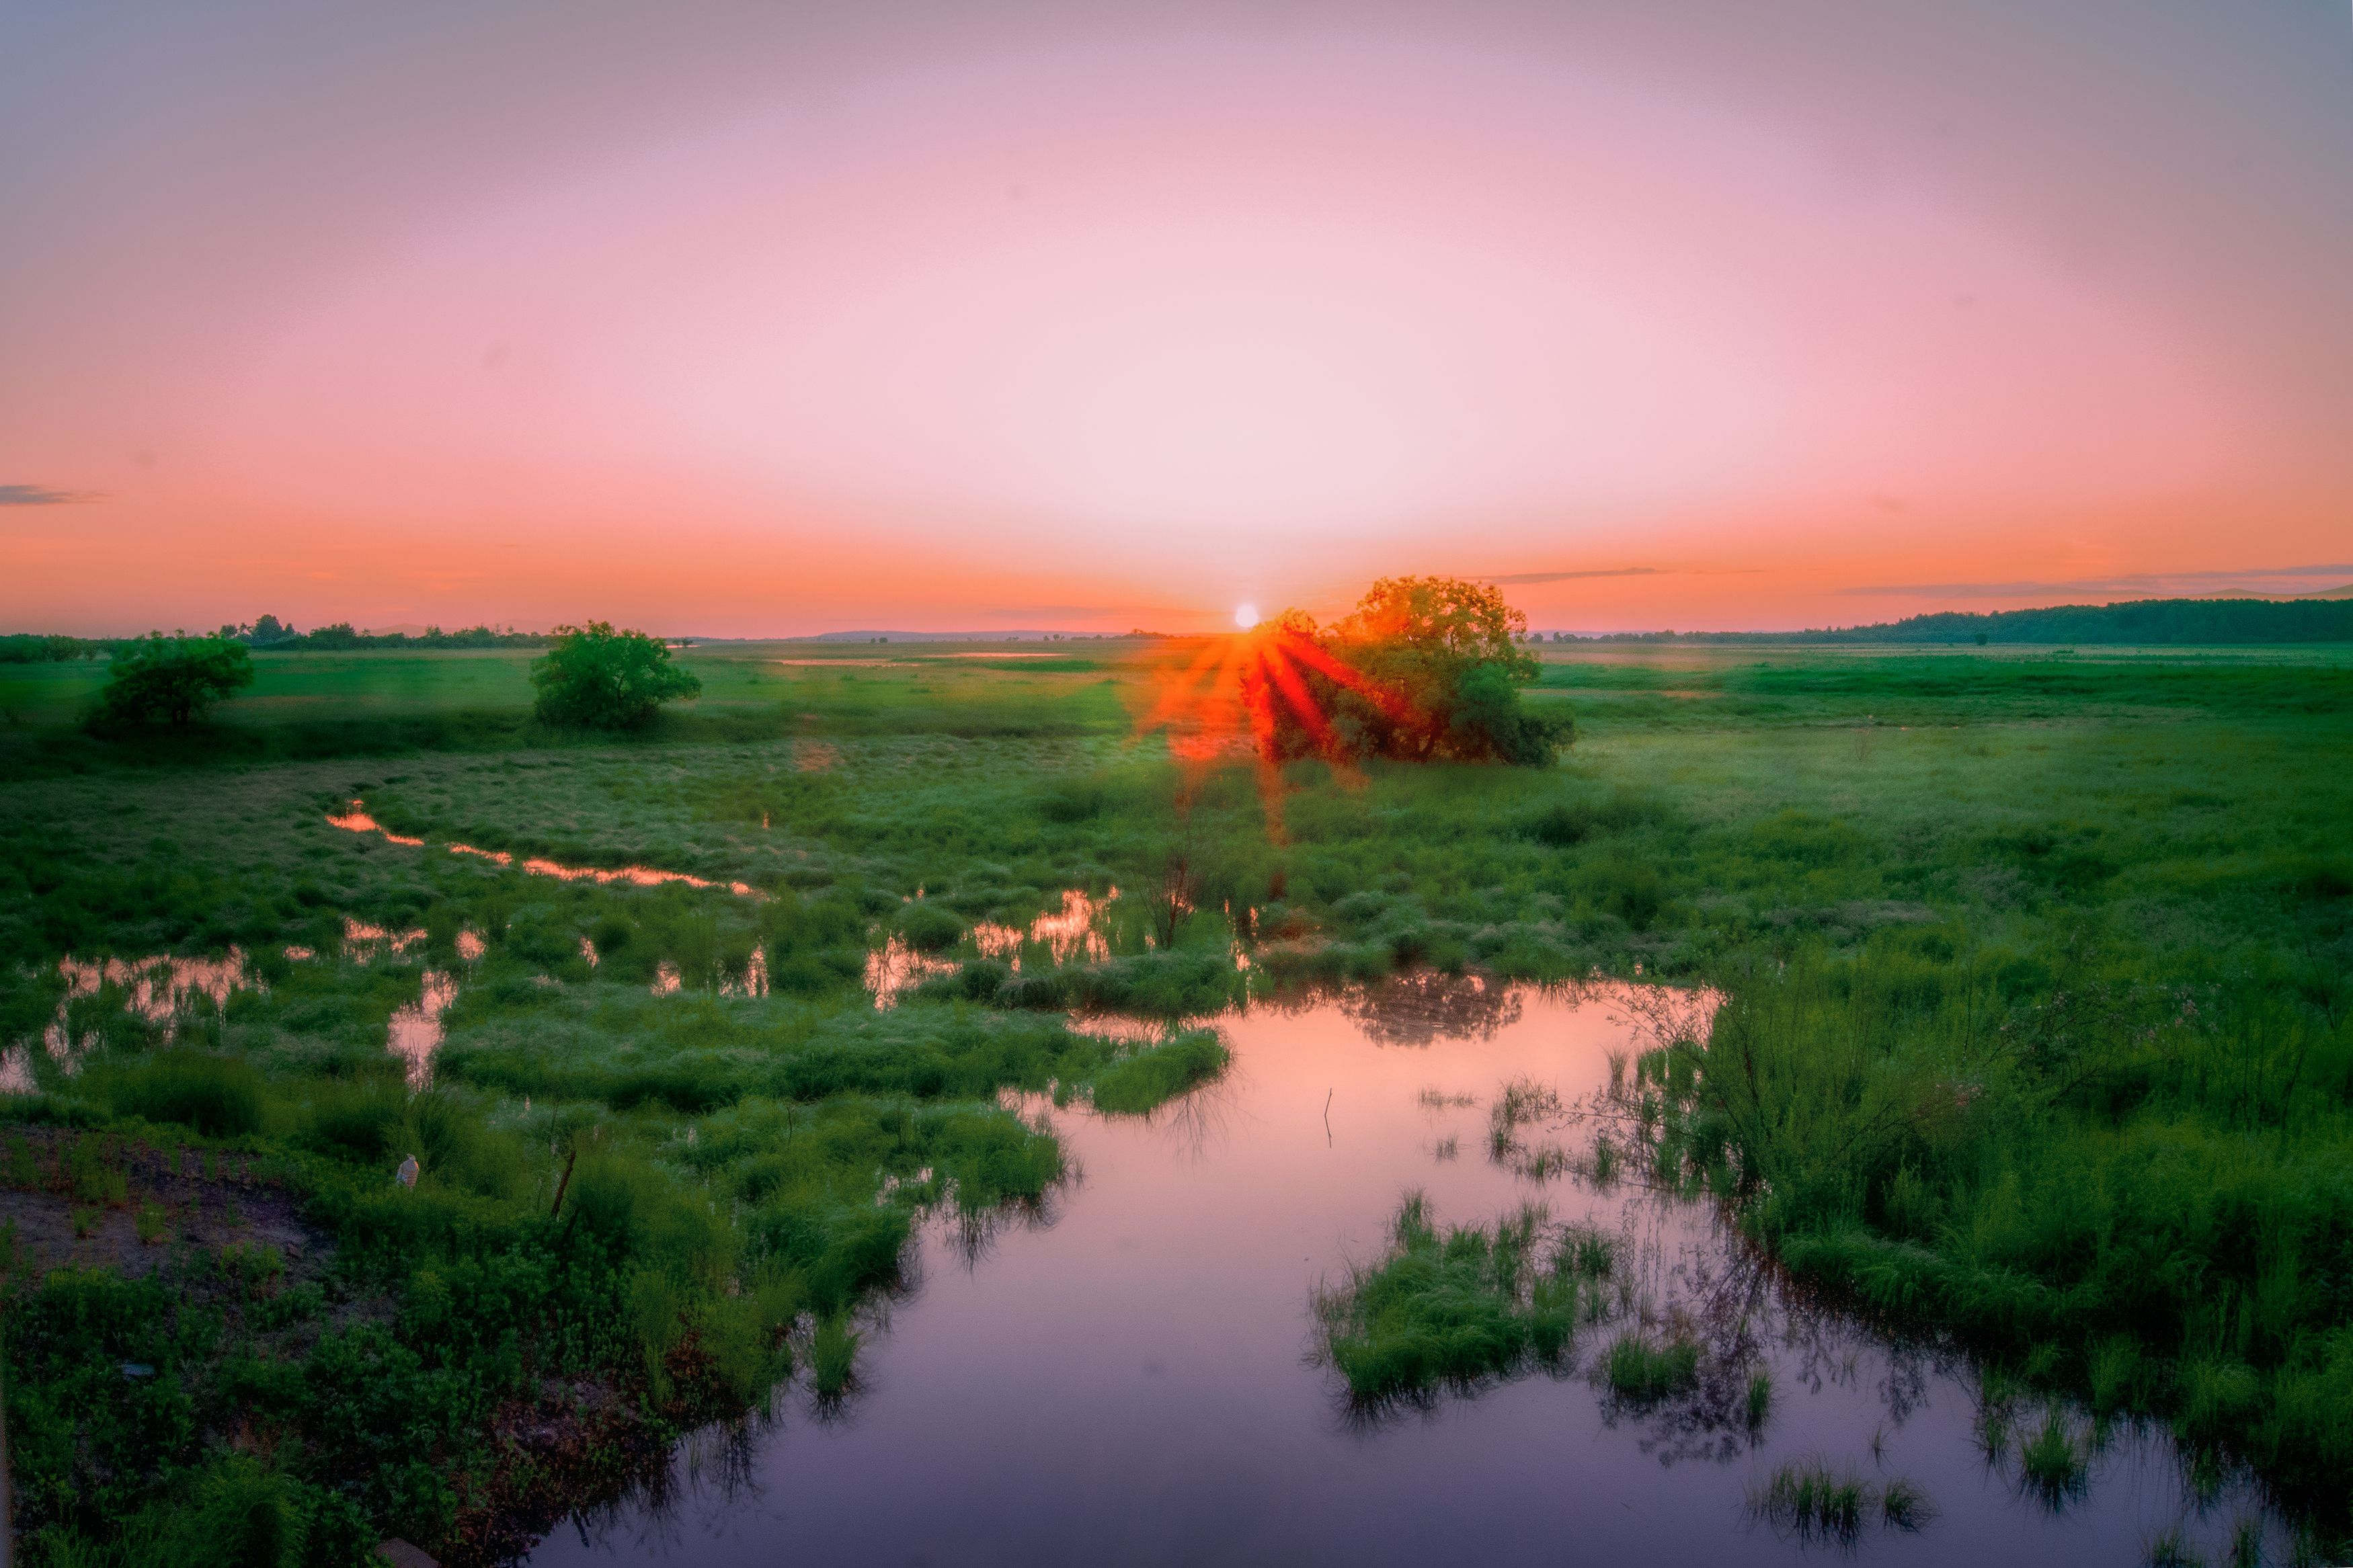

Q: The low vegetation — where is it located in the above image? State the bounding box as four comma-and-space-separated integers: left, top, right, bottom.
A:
1751, 1458, 1934, 1542
1, 632, 2348, 1555
1313, 1193, 1613, 1402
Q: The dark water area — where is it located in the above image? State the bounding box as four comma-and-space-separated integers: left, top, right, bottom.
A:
530, 983, 2278, 1567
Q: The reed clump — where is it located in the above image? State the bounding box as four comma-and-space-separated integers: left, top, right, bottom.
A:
1751, 1460, 1936, 1542
1314, 1193, 1615, 1403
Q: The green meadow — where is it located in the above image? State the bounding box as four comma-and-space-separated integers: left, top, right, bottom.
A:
3, 638, 2352, 1561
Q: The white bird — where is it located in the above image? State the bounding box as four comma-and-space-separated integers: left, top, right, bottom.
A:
397, 1154, 419, 1188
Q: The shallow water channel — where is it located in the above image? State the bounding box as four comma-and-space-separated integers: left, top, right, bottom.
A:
530, 983, 2276, 1567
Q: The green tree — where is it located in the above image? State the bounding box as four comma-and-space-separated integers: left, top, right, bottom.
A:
1263, 577, 1568, 766
89, 633, 255, 728
530, 621, 701, 729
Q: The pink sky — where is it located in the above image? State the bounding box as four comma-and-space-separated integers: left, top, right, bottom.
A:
3, 7, 2350, 634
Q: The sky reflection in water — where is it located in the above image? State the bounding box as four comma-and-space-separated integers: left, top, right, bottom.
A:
530, 981, 2281, 1568
328, 802, 765, 899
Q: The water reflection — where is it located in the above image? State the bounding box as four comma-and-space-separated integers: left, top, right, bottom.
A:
1334, 969, 1524, 1046
719, 948, 768, 999
41, 949, 264, 1071
971, 887, 1119, 969
863, 936, 956, 1009
531, 983, 2288, 1568
0, 1046, 37, 1096
329, 800, 765, 899
387, 970, 459, 1089
342, 915, 426, 962
325, 802, 421, 844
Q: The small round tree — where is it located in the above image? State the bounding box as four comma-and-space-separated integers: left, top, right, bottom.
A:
1255, 577, 1570, 766
530, 621, 701, 729
90, 633, 256, 729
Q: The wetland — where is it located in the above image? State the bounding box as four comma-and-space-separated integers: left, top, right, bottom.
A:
3, 638, 2350, 1565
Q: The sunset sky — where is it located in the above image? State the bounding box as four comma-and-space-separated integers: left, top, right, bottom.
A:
4, 2, 2350, 636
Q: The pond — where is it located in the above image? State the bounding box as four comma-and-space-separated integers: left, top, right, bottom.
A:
531, 981, 2274, 1567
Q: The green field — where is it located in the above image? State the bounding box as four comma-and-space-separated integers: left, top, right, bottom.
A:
3, 640, 2351, 1562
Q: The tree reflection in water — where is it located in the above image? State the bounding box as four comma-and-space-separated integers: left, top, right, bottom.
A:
1332, 970, 1525, 1046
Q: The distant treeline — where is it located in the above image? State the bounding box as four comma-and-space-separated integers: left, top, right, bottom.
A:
247, 620, 550, 651
2, 620, 551, 661
1544, 596, 2353, 647
0, 634, 103, 663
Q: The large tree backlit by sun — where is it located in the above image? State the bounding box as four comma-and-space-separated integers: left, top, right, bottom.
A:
1144, 576, 1569, 833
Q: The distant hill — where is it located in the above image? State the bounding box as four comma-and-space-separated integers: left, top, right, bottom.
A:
1562, 594, 2353, 646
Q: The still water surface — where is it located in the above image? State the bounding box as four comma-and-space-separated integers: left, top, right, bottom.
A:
530, 983, 2272, 1567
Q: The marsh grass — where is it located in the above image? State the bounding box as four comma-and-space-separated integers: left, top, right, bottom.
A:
1602, 1332, 1700, 1403
1314, 1194, 1612, 1403
1880, 1476, 1938, 1532
2020, 1411, 2092, 1508
102, 1050, 266, 1138
1084, 1031, 1231, 1116
1752, 1459, 1870, 1544
1632, 940, 2353, 1536
1745, 1366, 1774, 1430
5, 643, 2352, 1555
809, 1314, 860, 1399
1751, 1459, 1936, 1543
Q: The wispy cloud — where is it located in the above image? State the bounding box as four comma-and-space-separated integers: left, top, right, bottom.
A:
1842, 564, 2353, 599
1480, 566, 1659, 585
0, 484, 97, 506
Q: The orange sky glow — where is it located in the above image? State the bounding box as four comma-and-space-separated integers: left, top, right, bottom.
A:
4, 7, 2350, 635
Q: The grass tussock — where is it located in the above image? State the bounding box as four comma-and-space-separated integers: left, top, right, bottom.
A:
1314, 1193, 1614, 1403
1601, 1332, 1700, 1403
1083, 1030, 1230, 1116
1751, 1459, 1937, 1543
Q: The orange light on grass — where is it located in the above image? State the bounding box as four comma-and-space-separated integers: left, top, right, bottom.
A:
1140, 616, 1417, 841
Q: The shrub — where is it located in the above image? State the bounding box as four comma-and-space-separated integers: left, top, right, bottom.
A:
530, 621, 701, 729
88, 634, 255, 729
